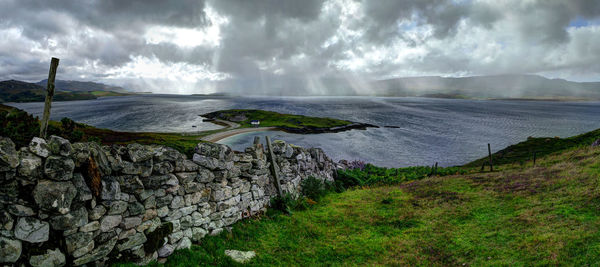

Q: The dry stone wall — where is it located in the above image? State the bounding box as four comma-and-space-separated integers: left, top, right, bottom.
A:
0, 135, 336, 266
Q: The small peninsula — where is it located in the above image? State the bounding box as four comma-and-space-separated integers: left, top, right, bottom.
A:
200, 109, 378, 142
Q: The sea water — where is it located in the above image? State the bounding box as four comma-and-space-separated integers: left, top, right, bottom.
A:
9, 95, 600, 167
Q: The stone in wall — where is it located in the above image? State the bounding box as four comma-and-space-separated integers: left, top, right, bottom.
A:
33, 180, 77, 215
0, 137, 19, 172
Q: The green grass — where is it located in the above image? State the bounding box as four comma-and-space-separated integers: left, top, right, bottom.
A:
0, 103, 15, 112
202, 109, 353, 129
115, 146, 600, 266
337, 164, 467, 187
77, 125, 207, 158
465, 128, 600, 167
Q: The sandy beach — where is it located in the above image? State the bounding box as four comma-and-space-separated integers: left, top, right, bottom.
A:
201, 126, 279, 142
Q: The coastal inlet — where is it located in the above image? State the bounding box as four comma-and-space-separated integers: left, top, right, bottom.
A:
8, 95, 600, 167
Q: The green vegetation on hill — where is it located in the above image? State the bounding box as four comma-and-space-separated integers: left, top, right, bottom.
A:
90, 90, 129, 97
117, 145, 600, 266
337, 164, 466, 187
0, 104, 204, 157
465, 128, 600, 167
0, 80, 128, 103
202, 109, 354, 129
36, 79, 129, 93
78, 125, 207, 158
0, 104, 40, 148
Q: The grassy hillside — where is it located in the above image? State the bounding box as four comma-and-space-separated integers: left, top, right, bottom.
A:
78, 125, 209, 157
0, 104, 204, 157
37, 79, 129, 93
202, 109, 354, 129
465, 128, 600, 167
0, 80, 128, 103
120, 146, 600, 266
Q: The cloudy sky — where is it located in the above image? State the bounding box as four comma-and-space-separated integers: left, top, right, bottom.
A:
1, 0, 599, 95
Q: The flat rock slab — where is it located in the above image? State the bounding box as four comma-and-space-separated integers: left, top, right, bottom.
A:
14, 217, 49, 243
224, 249, 256, 263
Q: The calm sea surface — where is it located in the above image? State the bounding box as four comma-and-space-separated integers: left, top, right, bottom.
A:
9, 95, 600, 167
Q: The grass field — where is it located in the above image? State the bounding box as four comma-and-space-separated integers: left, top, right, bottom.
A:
114, 145, 600, 266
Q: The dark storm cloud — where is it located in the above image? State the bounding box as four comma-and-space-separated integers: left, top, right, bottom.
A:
211, 0, 323, 22
362, 0, 467, 41
210, 0, 326, 69
4, 0, 207, 31
0, 0, 600, 94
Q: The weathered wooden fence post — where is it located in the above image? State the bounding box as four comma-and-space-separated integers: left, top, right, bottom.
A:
533, 151, 536, 167
487, 143, 493, 171
253, 136, 261, 146
434, 162, 438, 175
39, 57, 59, 139
265, 136, 283, 197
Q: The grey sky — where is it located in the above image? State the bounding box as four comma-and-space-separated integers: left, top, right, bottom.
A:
1, 0, 599, 95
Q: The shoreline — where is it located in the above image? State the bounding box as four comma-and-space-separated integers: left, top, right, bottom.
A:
201, 122, 378, 143
201, 127, 279, 142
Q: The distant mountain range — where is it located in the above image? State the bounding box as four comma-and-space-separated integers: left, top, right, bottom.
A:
36, 79, 129, 93
371, 74, 600, 99
2, 75, 599, 102
0, 79, 130, 103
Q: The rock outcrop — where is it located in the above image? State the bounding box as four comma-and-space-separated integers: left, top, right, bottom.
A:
0, 136, 336, 266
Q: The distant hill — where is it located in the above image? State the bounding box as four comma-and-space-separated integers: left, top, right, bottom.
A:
0, 80, 128, 103
372, 74, 600, 99
36, 79, 130, 93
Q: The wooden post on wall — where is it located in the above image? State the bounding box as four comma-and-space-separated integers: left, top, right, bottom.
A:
39, 57, 60, 139
265, 136, 284, 197
487, 143, 493, 171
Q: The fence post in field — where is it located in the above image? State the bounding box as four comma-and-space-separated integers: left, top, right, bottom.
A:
533, 151, 536, 167
434, 162, 438, 175
487, 143, 493, 171
265, 136, 283, 197
39, 57, 59, 139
